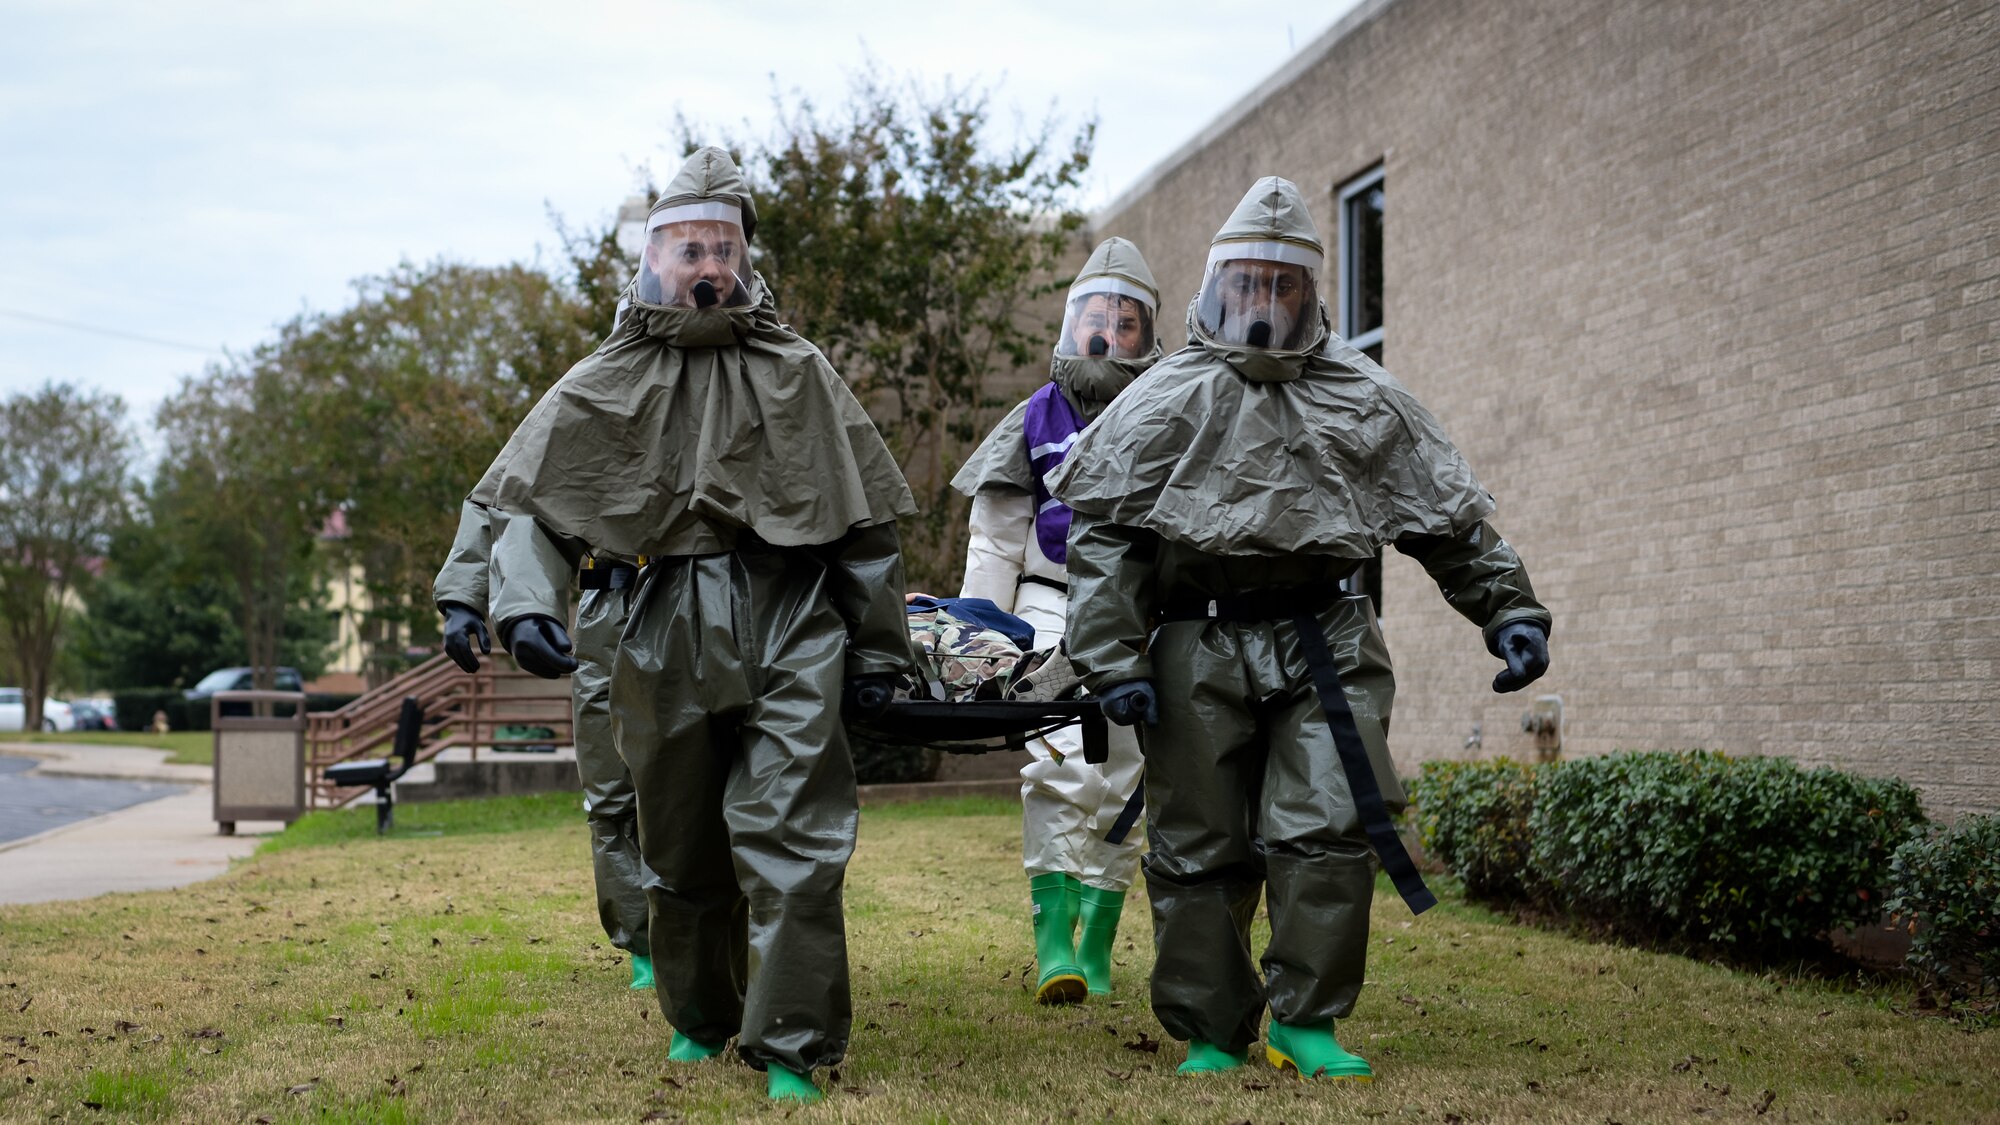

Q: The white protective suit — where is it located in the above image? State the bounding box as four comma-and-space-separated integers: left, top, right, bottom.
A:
953, 238, 1161, 893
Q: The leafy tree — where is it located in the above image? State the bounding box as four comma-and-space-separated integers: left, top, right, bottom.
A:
72, 511, 335, 690
0, 382, 131, 726
154, 340, 328, 692
678, 71, 1096, 590
286, 260, 605, 681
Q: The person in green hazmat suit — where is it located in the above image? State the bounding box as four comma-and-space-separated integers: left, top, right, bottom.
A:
950, 237, 1162, 1004
1048, 176, 1552, 1081
433, 499, 657, 992
464, 146, 920, 1105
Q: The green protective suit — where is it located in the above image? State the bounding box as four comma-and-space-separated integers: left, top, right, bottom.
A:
1049, 177, 1551, 1053
469, 147, 919, 1078
434, 502, 652, 957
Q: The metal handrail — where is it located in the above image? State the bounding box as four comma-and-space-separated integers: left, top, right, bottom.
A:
304, 653, 572, 808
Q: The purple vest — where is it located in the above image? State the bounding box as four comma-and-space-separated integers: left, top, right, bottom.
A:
1022, 383, 1086, 564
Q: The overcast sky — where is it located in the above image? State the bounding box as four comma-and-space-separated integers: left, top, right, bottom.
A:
1, 1, 1360, 424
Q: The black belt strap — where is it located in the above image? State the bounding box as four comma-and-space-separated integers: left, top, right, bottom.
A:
1291, 612, 1437, 915
579, 564, 641, 591
1017, 573, 1069, 593
1104, 779, 1145, 846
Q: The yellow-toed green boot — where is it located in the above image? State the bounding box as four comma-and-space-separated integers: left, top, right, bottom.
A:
1266, 1020, 1372, 1081
1029, 872, 1086, 1004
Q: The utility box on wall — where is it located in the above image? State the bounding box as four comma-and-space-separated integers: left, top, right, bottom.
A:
1521, 695, 1563, 763
212, 690, 307, 835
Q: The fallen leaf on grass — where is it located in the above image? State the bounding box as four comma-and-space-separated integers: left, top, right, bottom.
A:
113, 1021, 140, 1034
1754, 1090, 1777, 1115
14, 997, 28, 1013
1241, 1079, 1271, 1091
324, 1016, 344, 1029
81, 1099, 103, 1109
1104, 1069, 1132, 1081
286, 1083, 316, 1096
1122, 1032, 1160, 1054
189, 1028, 224, 1040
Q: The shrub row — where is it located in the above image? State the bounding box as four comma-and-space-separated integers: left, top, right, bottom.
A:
1417, 752, 2000, 999
1412, 750, 1928, 950
1886, 812, 2000, 1002
111, 689, 361, 733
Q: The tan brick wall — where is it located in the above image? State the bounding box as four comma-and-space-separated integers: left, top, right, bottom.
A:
1089, 0, 2000, 817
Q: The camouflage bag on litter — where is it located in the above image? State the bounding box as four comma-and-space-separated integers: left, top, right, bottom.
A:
905, 605, 1025, 701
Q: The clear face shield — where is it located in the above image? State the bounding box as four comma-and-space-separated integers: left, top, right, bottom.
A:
1194, 241, 1321, 350
1056, 278, 1156, 359
636, 201, 752, 309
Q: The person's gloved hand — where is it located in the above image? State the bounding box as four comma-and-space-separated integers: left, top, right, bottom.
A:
1098, 679, 1159, 726
843, 674, 897, 720
439, 602, 490, 673
1490, 621, 1550, 693
506, 615, 578, 679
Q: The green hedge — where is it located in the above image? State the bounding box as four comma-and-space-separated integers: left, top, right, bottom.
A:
1530, 751, 1925, 947
1412, 750, 1928, 954
1411, 758, 1542, 900
1886, 812, 2000, 1003
112, 690, 362, 733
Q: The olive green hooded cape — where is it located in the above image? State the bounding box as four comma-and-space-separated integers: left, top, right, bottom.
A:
951, 237, 1166, 496
470, 147, 915, 556
1046, 177, 1493, 558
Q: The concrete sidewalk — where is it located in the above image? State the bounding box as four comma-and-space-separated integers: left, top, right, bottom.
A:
0, 741, 278, 906
0, 740, 214, 784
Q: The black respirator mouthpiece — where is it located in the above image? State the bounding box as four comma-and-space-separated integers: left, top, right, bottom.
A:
692, 280, 718, 309
1087, 334, 1109, 356
1246, 320, 1273, 348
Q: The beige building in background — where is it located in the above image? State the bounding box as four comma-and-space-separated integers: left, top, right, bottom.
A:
1090, 0, 1997, 815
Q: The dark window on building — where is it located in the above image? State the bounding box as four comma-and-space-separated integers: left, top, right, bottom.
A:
1338, 166, 1386, 610
1338, 165, 1384, 362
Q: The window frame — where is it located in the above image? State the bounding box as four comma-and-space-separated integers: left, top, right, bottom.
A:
1336, 164, 1385, 356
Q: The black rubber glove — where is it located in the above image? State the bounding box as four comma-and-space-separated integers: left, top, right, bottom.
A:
1491, 621, 1550, 693
1098, 679, 1159, 726
439, 602, 490, 673
843, 674, 897, 720
506, 615, 578, 679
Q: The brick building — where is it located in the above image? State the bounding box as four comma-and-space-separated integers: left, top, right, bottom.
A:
1088, 0, 1998, 815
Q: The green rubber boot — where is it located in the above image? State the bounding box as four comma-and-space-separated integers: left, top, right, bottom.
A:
1029, 872, 1086, 1004
766, 1066, 821, 1103
1177, 1040, 1250, 1075
666, 1030, 726, 1062
629, 954, 655, 991
1076, 886, 1125, 996
1266, 1020, 1373, 1081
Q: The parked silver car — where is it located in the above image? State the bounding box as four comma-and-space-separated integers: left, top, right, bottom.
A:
0, 688, 74, 732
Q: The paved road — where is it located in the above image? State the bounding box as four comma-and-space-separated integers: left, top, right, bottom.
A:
0, 756, 190, 844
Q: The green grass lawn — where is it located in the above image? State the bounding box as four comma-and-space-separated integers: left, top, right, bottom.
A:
0, 793, 1990, 1123
4, 730, 214, 766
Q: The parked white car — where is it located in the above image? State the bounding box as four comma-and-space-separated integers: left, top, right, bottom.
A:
0, 688, 73, 732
